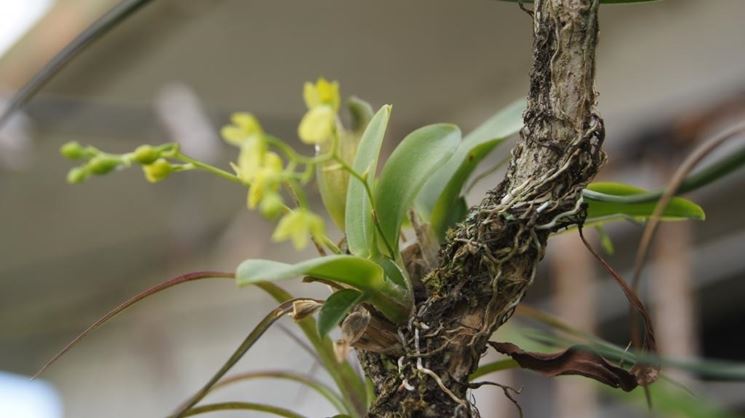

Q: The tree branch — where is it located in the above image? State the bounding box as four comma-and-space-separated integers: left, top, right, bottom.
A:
362, 1, 605, 416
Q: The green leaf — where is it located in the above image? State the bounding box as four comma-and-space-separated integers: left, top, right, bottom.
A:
582, 144, 745, 204
347, 97, 375, 135
469, 359, 519, 381
417, 99, 525, 239
236, 255, 409, 323
346, 105, 392, 257
584, 182, 705, 224
374, 124, 460, 255
374, 256, 408, 290
318, 289, 365, 337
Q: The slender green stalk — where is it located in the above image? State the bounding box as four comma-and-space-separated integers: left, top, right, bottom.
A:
33, 271, 234, 379
212, 370, 348, 414
0, 0, 155, 128
176, 152, 245, 185
254, 282, 368, 417
266, 135, 333, 165
182, 402, 306, 418
582, 144, 745, 204
171, 299, 311, 417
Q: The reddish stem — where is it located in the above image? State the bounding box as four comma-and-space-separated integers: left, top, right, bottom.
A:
33, 271, 234, 379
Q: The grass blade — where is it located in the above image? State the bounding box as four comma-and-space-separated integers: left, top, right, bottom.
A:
0, 0, 155, 128
212, 370, 348, 414
171, 299, 316, 417
33, 271, 233, 379
182, 402, 305, 418
581, 144, 745, 205
254, 282, 367, 417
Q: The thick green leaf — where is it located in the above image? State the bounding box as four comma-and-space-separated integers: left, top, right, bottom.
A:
584, 182, 705, 223
374, 256, 408, 290
318, 289, 365, 337
417, 99, 525, 239
236, 255, 409, 323
374, 124, 460, 255
346, 105, 392, 257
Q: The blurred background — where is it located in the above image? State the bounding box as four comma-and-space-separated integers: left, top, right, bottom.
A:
1, 0, 744, 417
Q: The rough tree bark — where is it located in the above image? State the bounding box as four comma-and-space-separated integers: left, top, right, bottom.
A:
359, 0, 606, 416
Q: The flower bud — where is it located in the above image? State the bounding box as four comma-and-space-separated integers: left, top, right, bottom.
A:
132, 145, 160, 165
60, 141, 88, 160
87, 155, 120, 175
143, 158, 173, 183
290, 300, 322, 320
259, 192, 284, 219
66, 167, 89, 184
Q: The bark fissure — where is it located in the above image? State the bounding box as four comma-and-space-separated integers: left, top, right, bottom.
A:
362, 1, 605, 416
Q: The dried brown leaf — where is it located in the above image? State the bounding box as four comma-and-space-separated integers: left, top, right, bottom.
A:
489, 341, 638, 392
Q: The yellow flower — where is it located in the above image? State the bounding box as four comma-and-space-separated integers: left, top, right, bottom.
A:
298, 78, 340, 145
247, 152, 283, 209
303, 78, 340, 111
272, 209, 326, 250
221, 112, 263, 146
298, 106, 336, 144
143, 158, 173, 183
234, 136, 267, 183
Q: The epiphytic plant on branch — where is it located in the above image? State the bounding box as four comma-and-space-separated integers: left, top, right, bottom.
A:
5, 0, 745, 417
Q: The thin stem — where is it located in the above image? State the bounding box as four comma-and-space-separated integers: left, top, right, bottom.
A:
176, 152, 245, 185
320, 235, 342, 254
628, 121, 745, 369
0, 0, 155, 128
211, 370, 348, 414
254, 282, 368, 417
182, 402, 305, 418
171, 299, 320, 417
581, 142, 745, 204
33, 271, 234, 379
266, 135, 332, 165
285, 178, 309, 208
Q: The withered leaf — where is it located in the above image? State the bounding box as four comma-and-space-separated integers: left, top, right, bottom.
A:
489, 341, 638, 392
